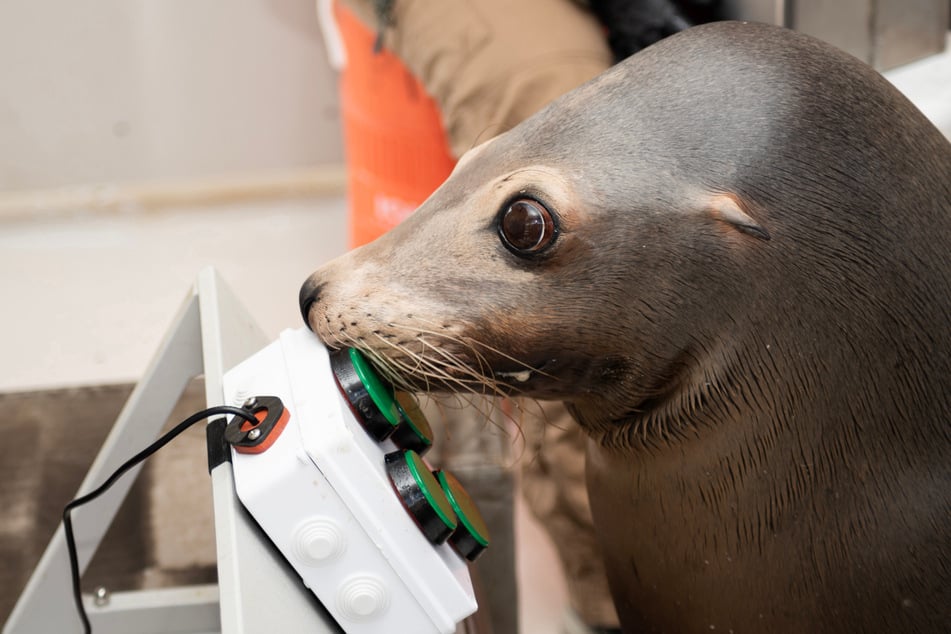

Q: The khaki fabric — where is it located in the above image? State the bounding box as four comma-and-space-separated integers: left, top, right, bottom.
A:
341, 0, 612, 158
336, 0, 617, 629
518, 401, 619, 628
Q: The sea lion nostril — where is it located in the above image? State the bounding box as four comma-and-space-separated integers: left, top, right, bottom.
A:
298, 278, 324, 329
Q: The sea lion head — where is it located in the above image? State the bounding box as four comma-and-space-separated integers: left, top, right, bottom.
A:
300, 21, 950, 440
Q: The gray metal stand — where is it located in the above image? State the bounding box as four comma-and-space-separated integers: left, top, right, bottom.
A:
4, 267, 340, 634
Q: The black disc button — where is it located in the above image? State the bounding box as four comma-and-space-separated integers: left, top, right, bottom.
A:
436, 470, 490, 561
385, 450, 458, 544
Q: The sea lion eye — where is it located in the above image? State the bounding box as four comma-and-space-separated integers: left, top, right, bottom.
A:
498, 198, 557, 255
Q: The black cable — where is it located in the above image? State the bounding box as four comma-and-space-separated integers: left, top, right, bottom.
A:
62, 405, 259, 634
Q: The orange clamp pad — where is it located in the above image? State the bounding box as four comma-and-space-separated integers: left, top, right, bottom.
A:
234, 406, 291, 455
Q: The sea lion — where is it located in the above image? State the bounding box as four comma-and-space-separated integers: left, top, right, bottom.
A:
300, 21, 951, 633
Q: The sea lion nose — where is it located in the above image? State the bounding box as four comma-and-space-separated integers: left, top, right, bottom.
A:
298, 277, 324, 329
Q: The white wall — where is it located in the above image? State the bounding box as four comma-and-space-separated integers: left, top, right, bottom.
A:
0, 0, 343, 192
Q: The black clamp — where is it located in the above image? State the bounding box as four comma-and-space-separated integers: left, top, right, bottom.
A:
224, 395, 289, 454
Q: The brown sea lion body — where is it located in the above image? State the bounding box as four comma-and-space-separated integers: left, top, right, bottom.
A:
301, 21, 951, 632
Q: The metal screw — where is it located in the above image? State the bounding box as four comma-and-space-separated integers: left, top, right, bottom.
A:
247, 428, 261, 441
243, 396, 258, 409
93, 586, 110, 607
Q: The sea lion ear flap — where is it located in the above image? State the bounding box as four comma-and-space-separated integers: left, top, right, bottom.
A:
706, 193, 771, 241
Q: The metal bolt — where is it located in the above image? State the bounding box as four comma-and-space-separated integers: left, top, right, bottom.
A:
243, 396, 258, 409
247, 428, 261, 441
93, 586, 110, 607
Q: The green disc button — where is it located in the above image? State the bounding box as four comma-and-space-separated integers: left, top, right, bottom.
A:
437, 470, 491, 561
385, 449, 457, 544
390, 392, 434, 454
346, 349, 400, 426
330, 348, 401, 441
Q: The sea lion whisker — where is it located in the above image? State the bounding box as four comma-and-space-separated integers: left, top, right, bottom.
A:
406, 338, 538, 445
470, 340, 557, 380
409, 319, 554, 379
317, 323, 350, 352
372, 334, 432, 376
400, 345, 508, 398
375, 328, 542, 441
417, 391, 518, 445
413, 338, 515, 398
394, 319, 553, 379
366, 335, 444, 392
410, 334, 492, 380
364, 333, 487, 395
385, 322, 490, 361
414, 354, 505, 397
361, 341, 435, 392
370, 322, 503, 389
381, 324, 501, 386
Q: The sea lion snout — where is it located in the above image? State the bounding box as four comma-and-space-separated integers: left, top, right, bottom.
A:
296, 149, 613, 397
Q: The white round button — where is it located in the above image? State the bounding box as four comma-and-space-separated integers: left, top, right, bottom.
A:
337, 575, 389, 621
292, 518, 346, 565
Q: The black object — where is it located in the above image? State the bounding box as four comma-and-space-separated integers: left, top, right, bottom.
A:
330, 348, 401, 441
331, 348, 436, 453
436, 470, 491, 561
588, 0, 725, 61
391, 391, 434, 455
331, 346, 491, 559
385, 449, 458, 544
206, 417, 231, 473
223, 395, 287, 451
63, 405, 260, 634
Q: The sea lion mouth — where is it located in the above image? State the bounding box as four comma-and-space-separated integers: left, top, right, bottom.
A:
393, 359, 545, 396
334, 339, 554, 400
491, 357, 563, 388
488, 357, 578, 398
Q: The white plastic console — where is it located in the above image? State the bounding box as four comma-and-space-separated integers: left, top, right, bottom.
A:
222, 327, 477, 634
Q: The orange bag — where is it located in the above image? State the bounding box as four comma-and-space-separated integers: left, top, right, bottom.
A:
335, 3, 456, 248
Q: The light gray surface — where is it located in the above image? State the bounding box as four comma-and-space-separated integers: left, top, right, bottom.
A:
0, 0, 343, 191
0, 196, 348, 393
